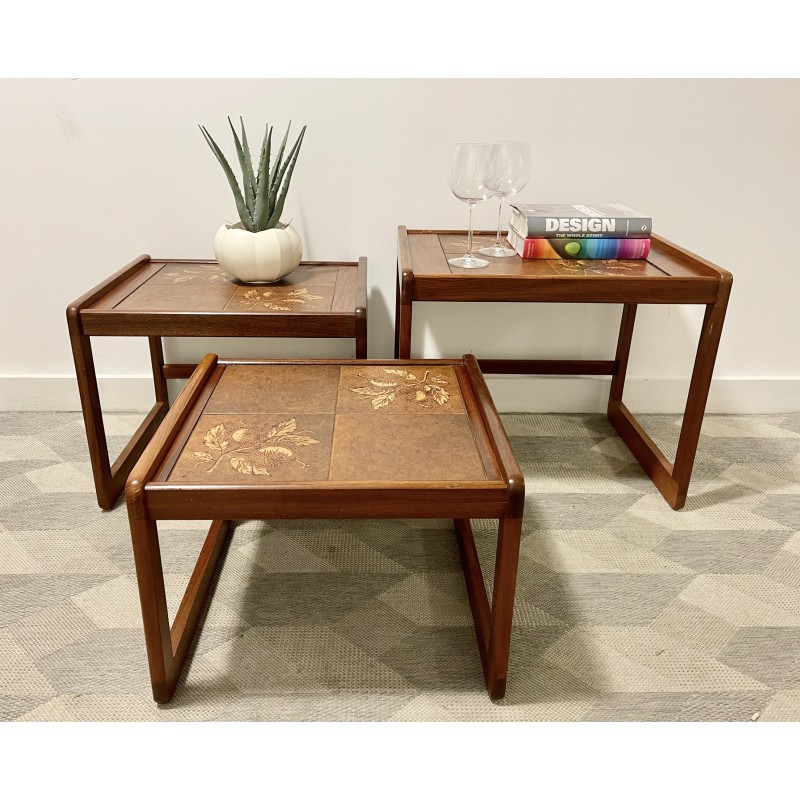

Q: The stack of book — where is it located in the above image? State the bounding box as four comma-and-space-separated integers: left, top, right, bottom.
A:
506, 203, 652, 260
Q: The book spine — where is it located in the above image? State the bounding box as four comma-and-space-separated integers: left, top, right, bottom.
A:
508, 232, 651, 260
511, 209, 652, 238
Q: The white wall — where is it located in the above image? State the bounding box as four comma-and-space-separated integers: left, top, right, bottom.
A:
1, 79, 798, 413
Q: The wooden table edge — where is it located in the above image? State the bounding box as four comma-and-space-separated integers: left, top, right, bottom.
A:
398, 226, 731, 288
128, 355, 520, 520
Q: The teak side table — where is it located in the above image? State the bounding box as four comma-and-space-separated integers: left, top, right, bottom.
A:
126, 354, 524, 703
395, 227, 732, 510
68, 256, 367, 510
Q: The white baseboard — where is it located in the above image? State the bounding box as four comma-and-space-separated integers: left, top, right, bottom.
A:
1, 374, 798, 414
0, 376, 187, 413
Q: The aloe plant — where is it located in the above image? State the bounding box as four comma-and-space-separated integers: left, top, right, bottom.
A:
199, 117, 307, 232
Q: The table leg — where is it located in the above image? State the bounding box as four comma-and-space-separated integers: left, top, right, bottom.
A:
487, 516, 523, 699
608, 286, 731, 509
454, 515, 522, 700
609, 303, 637, 402
129, 515, 174, 702
68, 329, 115, 509
355, 309, 368, 359
356, 256, 368, 358
394, 262, 413, 359
130, 516, 233, 703
69, 330, 169, 509
671, 290, 732, 506
149, 336, 169, 405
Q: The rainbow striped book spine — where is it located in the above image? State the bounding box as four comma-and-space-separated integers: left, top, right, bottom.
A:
507, 228, 651, 260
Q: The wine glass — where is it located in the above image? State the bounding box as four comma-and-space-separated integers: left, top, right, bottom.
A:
479, 140, 531, 258
447, 143, 494, 268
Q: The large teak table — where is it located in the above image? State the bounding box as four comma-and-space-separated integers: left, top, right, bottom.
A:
126, 355, 524, 703
394, 227, 732, 510
68, 256, 367, 509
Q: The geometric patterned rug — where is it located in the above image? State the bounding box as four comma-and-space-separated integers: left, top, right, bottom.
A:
1, 411, 798, 721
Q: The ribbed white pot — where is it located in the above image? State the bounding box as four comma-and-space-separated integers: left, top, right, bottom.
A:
213, 222, 303, 283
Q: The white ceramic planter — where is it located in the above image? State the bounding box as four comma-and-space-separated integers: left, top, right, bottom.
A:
213, 222, 303, 283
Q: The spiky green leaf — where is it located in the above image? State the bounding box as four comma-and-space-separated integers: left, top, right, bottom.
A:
199, 125, 254, 231
227, 117, 255, 213
266, 125, 306, 225
253, 125, 274, 230
255, 123, 271, 191
266, 125, 306, 229
238, 117, 257, 211
267, 127, 302, 210
269, 122, 291, 195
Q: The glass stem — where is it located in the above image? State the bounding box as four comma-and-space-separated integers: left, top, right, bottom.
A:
495, 196, 505, 246
466, 202, 475, 256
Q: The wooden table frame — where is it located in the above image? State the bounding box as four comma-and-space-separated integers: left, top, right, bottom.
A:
67, 255, 368, 510
394, 227, 732, 510
126, 354, 524, 703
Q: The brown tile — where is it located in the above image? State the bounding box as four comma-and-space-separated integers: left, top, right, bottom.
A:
337, 366, 465, 415
205, 365, 341, 415
439, 234, 497, 255
274, 266, 340, 287
114, 282, 237, 312
222, 285, 333, 313
448, 259, 546, 276
146, 262, 237, 285
168, 414, 334, 484
329, 415, 486, 482
550, 259, 657, 276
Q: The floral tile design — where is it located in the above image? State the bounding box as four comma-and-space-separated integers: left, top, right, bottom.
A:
550, 259, 659, 277
168, 414, 335, 483
337, 366, 465, 415
146, 263, 237, 285
223, 285, 333, 313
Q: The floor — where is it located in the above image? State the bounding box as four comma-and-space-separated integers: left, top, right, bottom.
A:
1, 411, 798, 721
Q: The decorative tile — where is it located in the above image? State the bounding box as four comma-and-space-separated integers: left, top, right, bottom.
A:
168, 414, 335, 484
114, 282, 237, 312
146, 262, 236, 285
337, 365, 465, 415
204, 365, 341, 414
223, 285, 333, 313
329, 415, 485, 482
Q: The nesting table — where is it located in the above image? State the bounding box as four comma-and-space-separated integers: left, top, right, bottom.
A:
68, 256, 367, 509
395, 227, 732, 509
126, 354, 524, 703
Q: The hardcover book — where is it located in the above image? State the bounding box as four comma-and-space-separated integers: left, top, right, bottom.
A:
509, 203, 652, 239
506, 226, 651, 260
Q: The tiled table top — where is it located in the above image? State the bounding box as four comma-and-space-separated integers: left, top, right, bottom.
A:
167, 363, 492, 485
111, 263, 342, 314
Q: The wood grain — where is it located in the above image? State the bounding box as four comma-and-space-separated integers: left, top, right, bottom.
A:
396, 227, 732, 508
69, 257, 368, 507
126, 357, 524, 702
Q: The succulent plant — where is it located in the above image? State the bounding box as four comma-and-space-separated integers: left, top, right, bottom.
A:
199, 117, 307, 233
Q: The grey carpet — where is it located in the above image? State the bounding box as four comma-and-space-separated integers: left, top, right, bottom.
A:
0, 411, 798, 721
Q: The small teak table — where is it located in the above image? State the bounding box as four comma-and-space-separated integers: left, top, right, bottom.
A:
395, 227, 732, 510
67, 256, 367, 509
126, 354, 524, 703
